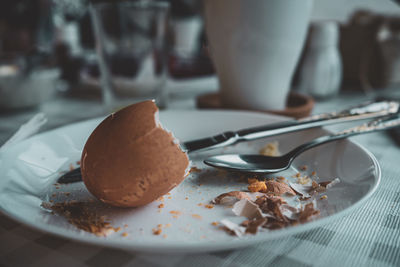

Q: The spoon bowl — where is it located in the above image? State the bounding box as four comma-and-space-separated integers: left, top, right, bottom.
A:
204, 154, 292, 173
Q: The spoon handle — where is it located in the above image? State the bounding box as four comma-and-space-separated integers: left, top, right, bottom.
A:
288, 115, 400, 161
183, 100, 399, 152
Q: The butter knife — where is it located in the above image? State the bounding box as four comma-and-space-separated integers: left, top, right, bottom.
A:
57, 100, 399, 184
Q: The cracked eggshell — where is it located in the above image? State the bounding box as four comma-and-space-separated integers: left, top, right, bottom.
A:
81, 100, 189, 207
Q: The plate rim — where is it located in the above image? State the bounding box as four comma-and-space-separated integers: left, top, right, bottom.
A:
0, 110, 381, 253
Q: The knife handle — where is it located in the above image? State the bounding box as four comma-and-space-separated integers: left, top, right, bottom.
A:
183, 131, 239, 153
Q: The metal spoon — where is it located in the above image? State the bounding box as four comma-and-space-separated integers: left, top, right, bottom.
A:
204, 115, 400, 173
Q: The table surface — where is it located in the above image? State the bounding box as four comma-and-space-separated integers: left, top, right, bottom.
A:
1, 80, 400, 267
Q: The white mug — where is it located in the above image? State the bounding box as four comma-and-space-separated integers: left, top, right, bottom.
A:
204, 0, 314, 110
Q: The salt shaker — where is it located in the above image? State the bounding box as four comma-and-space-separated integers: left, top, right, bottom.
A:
296, 21, 342, 99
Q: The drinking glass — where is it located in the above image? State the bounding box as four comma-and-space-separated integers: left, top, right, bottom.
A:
90, 1, 169, 111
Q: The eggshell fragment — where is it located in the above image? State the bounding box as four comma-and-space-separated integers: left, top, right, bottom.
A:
81, 100, 189, 207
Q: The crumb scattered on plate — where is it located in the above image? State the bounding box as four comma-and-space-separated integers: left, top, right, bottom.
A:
41, 201, 118, 237
259, 141, 280, 156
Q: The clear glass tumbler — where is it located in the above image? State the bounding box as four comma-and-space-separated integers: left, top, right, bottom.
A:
90, 1, 169, 111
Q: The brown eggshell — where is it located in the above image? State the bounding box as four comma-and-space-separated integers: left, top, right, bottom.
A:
81, 100, 189, 207
265, 180, 296, 196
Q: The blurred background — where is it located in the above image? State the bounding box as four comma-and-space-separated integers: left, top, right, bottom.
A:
1, 0, 400, 112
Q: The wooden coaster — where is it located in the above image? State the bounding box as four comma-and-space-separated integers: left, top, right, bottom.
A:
196, 92, 314, 119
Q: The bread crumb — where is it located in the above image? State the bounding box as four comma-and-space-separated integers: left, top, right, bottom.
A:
297, 176, 311, 185
259, 141, 280, 156
122, 232, 129, 237
248, 181, 267, 192
300, 165, 308, 171
170, 210, 182, 215
152, 228, 162, 235
247, 178, 259, 184
211, 222, 219, 226
320, 195, 328, 200
162, 234, 168, 239
293, 172, 301, 178
192, 214, 202, 220
205, 204, 214, 209
158, 203, 165, 208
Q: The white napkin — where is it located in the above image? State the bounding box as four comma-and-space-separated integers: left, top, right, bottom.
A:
0, 113, 47, 152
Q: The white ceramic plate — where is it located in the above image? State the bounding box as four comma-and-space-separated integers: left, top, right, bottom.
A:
0, 110, 380, 253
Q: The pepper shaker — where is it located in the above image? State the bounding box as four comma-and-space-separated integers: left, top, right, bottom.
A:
296, 21, 342, 99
